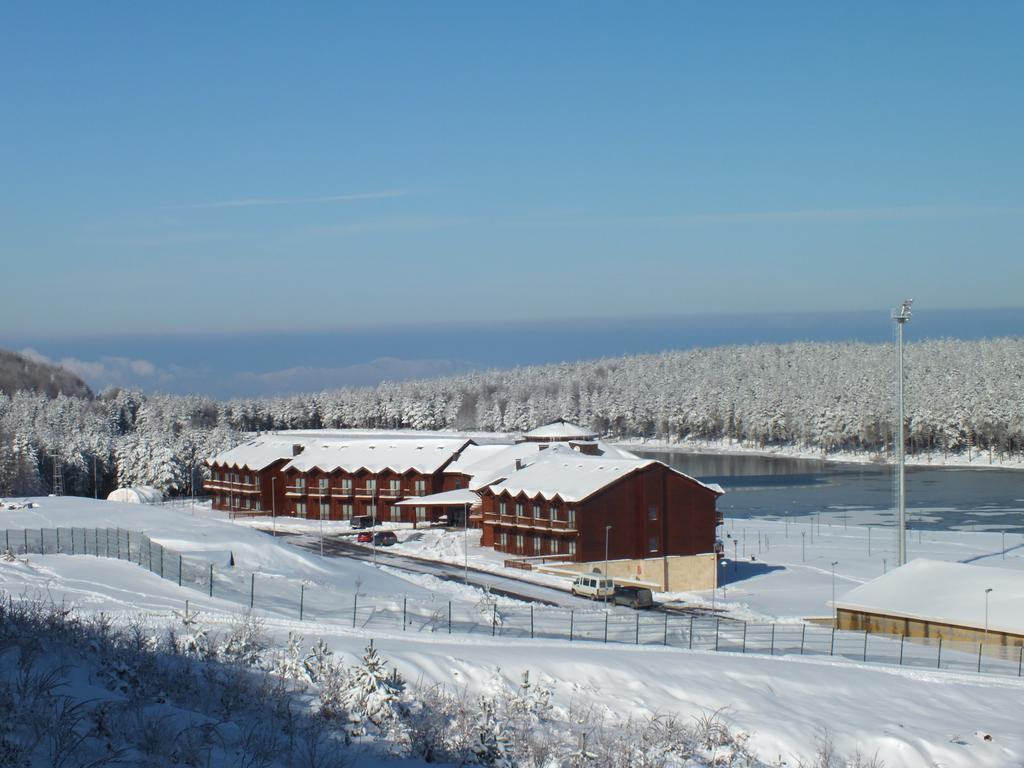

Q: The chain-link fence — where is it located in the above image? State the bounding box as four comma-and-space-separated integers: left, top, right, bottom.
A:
4, 526, 1022, 679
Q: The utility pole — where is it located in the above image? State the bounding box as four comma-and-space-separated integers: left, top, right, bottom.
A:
894, 299, 913, 566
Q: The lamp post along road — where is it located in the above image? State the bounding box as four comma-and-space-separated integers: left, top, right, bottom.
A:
831, 561, 839, 626
271, 477, 277, 537
985, 587, 993, 640
894, 299, 912, 565
604, 524, 612, 605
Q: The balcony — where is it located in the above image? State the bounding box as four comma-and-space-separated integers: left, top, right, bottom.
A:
354, 487, 378, 498
331, 487, 354, 498
284, 485, 307, 497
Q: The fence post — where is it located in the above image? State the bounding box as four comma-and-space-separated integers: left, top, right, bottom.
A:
741, 622, 747, 653
491, 604, 497, 636
300, 584, 306, 622
448, 601, 452, 634
800, 624, 806, 655
863, 631, 868, 661
401, 596, 405, 630
69, 529, 73, 555
148, 540, 152, 571
95, 528, 99, 557
531, 605, 535, 639
249, 573, 255, 609
769, 624, 776, 655
635, 613, 640, 645
936, 638, 943, 669
126, 531, 130, 562
178, 555, 182, 587
1018, 646, 1022, 677
352, 593, 358, 628
56, 528, 60, 554
830, 628, 835, 656
977, 642, 983, 673
116, 529, 120, 560
4, 529, 8, 554
40, 529, 44, 555
569, 610, 574, 642
160, 546, 164, 579
23, 529, 28, 555
663, 612, 669, 646
208, 564, 213, 597
688, 615, 694, 650
714, 618, 720, 651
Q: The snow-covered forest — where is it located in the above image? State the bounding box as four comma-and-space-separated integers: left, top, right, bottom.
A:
2, 337, 1023, 497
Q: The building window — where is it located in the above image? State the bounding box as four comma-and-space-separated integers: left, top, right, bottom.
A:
548, 538, 557, 554
367, 503, 377, 520
532, 535, 541, 553
533, 504, 542, 519
296, 501, 307, 516
550, 506, 560, 522
453, 478, 463, 489
295, 477, 306, 490
515, 534, 524, 552
415, 506, 427, 523
567, 540, 576, 558
498, 532, 508, 548
415, 479, 426, 495
648, 505, 658, 521
389, 479, 401, 495
254, 475, 260, 489
255, 499, 262, 512
320, 501, 330, 519
649, 536, 659, 553
341, 503, 353, 519
341, 478, 353, 492
244, 497, 251, 510
319, 477, 329, 491
567, 509, 576, 528
515, 503, 524, 517
499, 501, 507, 516
366, 479, 377, 493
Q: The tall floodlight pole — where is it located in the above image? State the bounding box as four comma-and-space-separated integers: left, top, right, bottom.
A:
894, 299, 913, 566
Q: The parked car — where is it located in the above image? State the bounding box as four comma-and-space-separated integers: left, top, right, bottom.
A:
373, 531, 398, 547
612, 585, 654, 609
350, 515, 374, 529
356, 531, 373, 543
570, 574, 615, 600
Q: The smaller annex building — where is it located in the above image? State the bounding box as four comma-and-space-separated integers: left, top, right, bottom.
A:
834, 559, 1024, 649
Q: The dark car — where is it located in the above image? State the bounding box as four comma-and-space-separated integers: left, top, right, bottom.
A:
356, 531, 373, 543
612, 586, 654, 609
350, 515, 374, 529
373, 531, 398, 547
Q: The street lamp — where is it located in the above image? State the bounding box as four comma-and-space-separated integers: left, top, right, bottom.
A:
984, 587, 994, 640
604, 524, 612, 604
271, 477, 277, 537
831, 561, 839, 625
464, 501, 471, 584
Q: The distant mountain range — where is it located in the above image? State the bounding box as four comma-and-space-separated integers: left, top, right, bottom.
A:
0, 347, 92, 399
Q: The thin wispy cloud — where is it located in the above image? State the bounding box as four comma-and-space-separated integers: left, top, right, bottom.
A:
506, 204, 1024, 228
165, 190, 408, 210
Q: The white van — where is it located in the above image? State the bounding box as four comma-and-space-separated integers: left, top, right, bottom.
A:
571, 574, 615, 600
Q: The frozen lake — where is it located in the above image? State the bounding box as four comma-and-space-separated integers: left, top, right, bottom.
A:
633, 450, 1024, 532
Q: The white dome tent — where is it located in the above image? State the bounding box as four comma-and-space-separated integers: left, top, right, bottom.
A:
106, 486, 164, 505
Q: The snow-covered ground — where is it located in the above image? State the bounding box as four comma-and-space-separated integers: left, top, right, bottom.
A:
617, 436, 1024, 470
3, 496, 1024, 767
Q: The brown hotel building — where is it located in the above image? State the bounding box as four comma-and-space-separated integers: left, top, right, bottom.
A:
206, 424, 723, 589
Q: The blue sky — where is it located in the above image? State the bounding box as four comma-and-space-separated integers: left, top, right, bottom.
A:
2, 3, 1023, 393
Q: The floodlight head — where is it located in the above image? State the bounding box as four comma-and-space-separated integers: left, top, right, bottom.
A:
894, 299, 913, 323
985, 587, 994, 594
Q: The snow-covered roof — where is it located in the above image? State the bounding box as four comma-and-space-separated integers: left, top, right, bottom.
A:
834, 559, 1024, 636
522, 420, 599, 440
283, 438, 471, 475
394, 489, 480, 507
106, 486, 163, 504
208, 438, 296, 471
484, 446, 719, 503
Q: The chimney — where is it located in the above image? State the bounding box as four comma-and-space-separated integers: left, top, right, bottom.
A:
292, 444, 304, 456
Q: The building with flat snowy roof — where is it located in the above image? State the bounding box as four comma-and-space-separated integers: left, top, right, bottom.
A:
834, 559, 1024, 649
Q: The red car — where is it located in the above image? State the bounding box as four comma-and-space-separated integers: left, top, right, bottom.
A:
356, 531, 373, 543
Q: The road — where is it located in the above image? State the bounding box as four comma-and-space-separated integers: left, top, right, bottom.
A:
276, 530, 715, 617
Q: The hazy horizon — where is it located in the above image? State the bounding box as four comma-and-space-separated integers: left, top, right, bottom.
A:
5, 306, 1022, 399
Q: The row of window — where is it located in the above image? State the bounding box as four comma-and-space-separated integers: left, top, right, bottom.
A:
496, 532, 577, 557
289, 477, 428, 495
211, 471, 259, 488
292, 501, 430, 522
496, 501, 578, 526
216, 495, 262, 511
